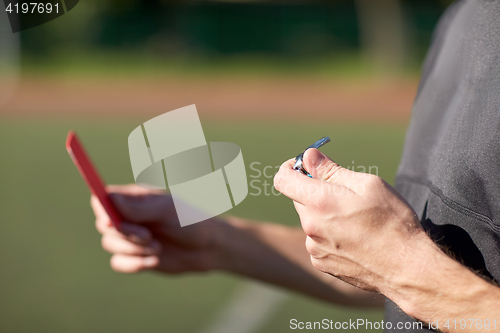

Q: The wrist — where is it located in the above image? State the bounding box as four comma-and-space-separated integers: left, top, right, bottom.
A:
385, 230, 498, 321
209, 216, 249, 272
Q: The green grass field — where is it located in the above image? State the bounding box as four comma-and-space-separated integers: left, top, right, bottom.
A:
0, 117, 407, 333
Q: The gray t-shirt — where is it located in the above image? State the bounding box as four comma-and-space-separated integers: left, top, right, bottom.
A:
387, 0, 500, 331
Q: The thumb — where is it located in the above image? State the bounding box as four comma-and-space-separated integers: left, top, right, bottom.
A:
303, 148, 354, 184
110, 191, 177, 225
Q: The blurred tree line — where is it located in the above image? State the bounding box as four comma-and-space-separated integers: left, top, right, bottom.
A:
21, 0, 455, 66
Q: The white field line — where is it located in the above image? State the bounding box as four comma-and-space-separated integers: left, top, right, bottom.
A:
198, 282, 288, 333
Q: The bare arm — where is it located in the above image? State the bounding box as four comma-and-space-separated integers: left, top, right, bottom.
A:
385, 232, 500, 333
92, 185, 383, 309
217, 217, 384, 307
273, 148, 500, 332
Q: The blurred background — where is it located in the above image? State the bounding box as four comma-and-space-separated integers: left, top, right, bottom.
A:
0, 1, 452, 332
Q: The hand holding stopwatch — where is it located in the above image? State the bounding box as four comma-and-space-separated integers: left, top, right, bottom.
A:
293, 137, 331, 178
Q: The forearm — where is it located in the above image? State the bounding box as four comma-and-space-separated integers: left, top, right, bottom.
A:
385, 231, 500, 332
213, 217, 383, 308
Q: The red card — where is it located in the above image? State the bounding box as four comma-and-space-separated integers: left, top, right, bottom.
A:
66, 131, 122, 229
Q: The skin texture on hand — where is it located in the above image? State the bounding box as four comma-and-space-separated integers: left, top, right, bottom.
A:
273, 148, 425, 293
91, 184, 384, 308
273, 149, 500, 332
91, 151, 500, 331
92, 185, 225, 274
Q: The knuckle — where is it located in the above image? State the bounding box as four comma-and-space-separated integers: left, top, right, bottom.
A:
109, 256, 126, 273
273, 172, 283, 192
305, 236, 317, 255
109, 256, 122, 272
364, 174, 383, 189
101, 236, 114, 252
95, 219, 103, 233
301, 219, 318, 237
310, 257, 325, 272
323, 163, 342, 182
309, 195, 329, 212
95, 218, 110, 234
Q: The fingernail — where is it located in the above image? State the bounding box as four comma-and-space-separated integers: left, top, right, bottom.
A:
143, 256, 158, 268
309, 149, 325, 169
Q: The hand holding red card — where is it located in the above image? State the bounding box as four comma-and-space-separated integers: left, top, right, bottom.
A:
66, 131, 122, 229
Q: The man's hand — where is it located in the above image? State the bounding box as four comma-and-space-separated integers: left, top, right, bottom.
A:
91, 184, 384, 308
274, 149, 500, 331
92, 185, 225, 274
273, 148, 426, 294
